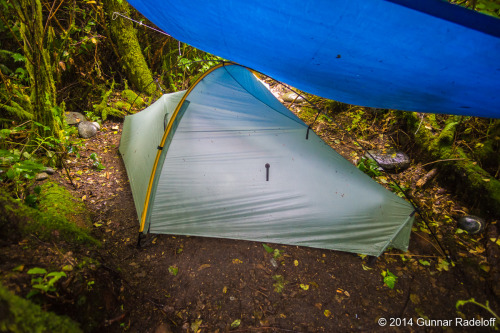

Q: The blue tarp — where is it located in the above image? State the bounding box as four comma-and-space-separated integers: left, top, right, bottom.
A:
126, 0, 500, 118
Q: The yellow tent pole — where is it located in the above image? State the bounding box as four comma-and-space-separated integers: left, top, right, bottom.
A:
139, 62, 234, 233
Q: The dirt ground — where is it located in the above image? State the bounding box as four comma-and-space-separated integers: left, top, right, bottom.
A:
1, 86, 499, 332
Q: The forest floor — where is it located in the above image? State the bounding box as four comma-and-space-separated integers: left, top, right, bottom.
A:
1, 82, 500, 332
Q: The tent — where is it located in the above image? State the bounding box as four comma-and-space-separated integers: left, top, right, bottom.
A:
119, 63, 415, 256
125, 0, 500, 118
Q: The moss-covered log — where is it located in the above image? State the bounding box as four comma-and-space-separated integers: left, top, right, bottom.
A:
0, 184, 98, 245
400, 112, 500, 217
103, 0, 156, 95
0, 282, 83, 333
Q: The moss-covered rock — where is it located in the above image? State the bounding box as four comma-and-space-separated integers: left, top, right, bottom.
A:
113, 100, 132, 111
92, 83, 127, 121
121, 89, 144, 107
0, 282, 83, 333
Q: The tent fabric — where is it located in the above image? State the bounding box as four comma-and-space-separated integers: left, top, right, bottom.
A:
126, 0, 500, 119
120, 91, 185, 222
119, 64, 415, 256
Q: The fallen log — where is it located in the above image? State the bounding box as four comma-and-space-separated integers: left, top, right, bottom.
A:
399, 112, 500, 218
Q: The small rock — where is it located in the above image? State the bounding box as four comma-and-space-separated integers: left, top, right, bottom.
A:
154, 323, 173, 333
366, 149, 410, 173
162, 305, 175, 315
65, 112, 86, 125
43, 167, 55, 175
92, 122, 101, 130
457, 215, 484, 235
78, 121, 98, 139
270, 258, 278, 269
35, 172, 49, 181
282, 91, 305, 103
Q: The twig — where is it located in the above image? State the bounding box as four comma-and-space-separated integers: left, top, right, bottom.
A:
94, 194, 119, 203
421, 158, 466, 167
412, 231, 445, 257
61, 157, 77, 189
104, 313, 127, 326
384, 253, 439, 258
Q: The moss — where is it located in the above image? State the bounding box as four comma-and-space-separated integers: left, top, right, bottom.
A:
38, 182, 91, 229
92, 83, 127, 121
0, 282, 83, 333
400, 111, 500, 216
104, 0, 156, 95
435, 120, 459, 147
0, 184, 99, 245
121, 89, 144, 107
113, 100, 132, 111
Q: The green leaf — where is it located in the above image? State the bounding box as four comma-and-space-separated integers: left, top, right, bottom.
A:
436, 258, 450, 272
6, 168, 16, 179
262, 244, 274, 253
418, 260, 431, 266
456, 298, 473, 309
27, 267, 47, 275
191, 319, 202, 332
273, 248, 283, 259
11, 53, 26, 62
0, 129, 11, 139
26, 290, 40, 299
230, 319, 241, 329
168, 266, 178, 276
46, 271, 66, 278
382, 270, 397, 289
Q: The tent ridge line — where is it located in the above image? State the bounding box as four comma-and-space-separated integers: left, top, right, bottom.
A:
139, 62, 235, 233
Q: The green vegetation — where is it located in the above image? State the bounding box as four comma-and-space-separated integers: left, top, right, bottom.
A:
456, 298, 499, 329
381, 269, 397, 289
450, 0, 500, 18
357, 156, 382, 178
27, 268, 67, 299
122, 89, 145, 107
89, 152, 105, 170
400, 112, 500, 215
0, 183, 98, 245
0, 282, 83, 333
92, 82, 127, 121
263, 243, 284, 259
272, 274, 286, 293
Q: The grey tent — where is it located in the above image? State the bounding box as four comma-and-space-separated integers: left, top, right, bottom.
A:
119, 63, 415, 256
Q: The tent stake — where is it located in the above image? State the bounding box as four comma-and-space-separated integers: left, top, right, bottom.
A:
136, 232, 143, 248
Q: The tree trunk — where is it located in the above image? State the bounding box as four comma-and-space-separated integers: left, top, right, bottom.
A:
103, 0, 156, 95
400, 112, 500, 218
13, 0, 62, 138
